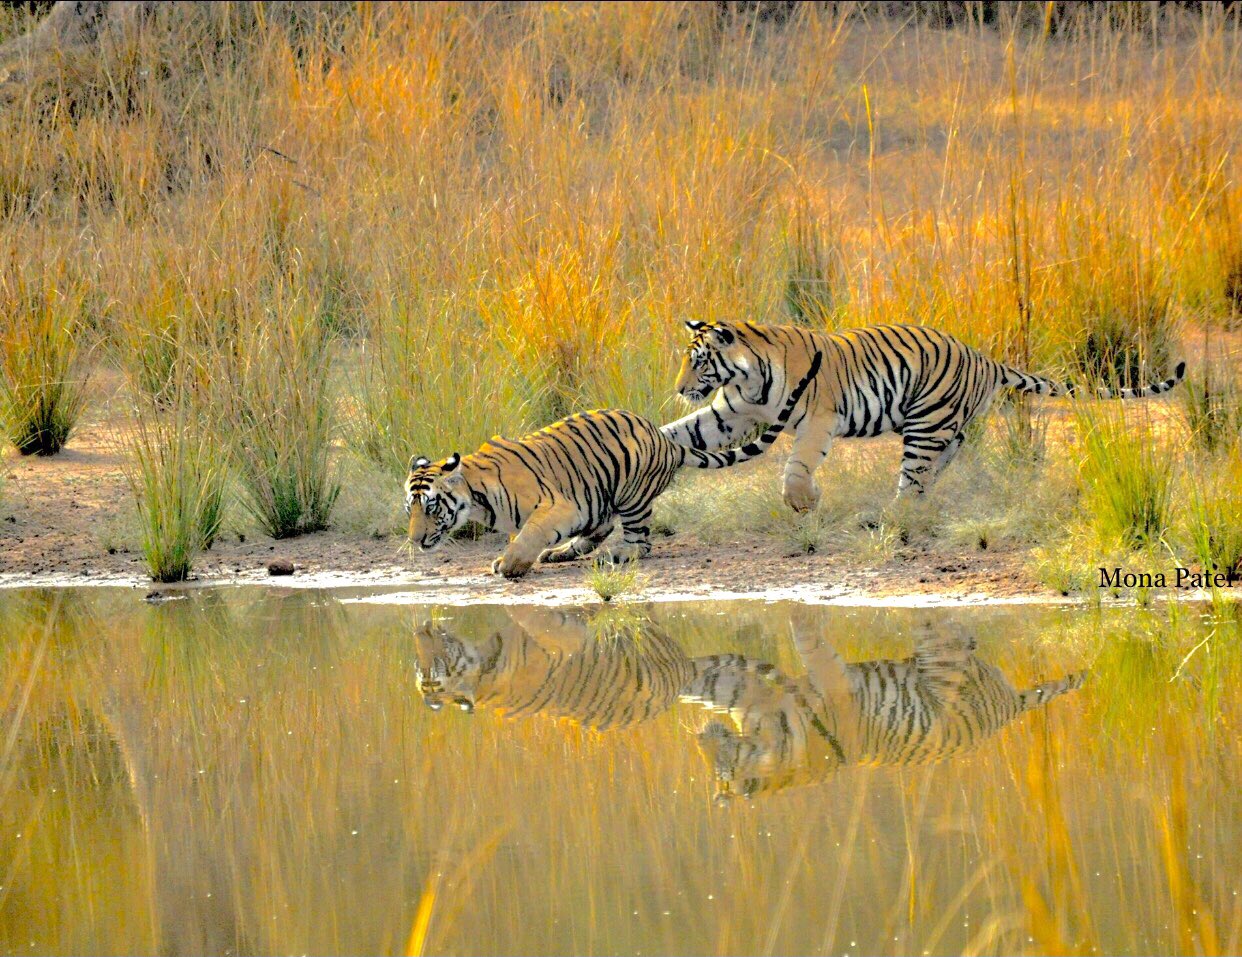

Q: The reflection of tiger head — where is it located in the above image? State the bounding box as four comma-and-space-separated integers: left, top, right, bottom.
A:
698, 722, 765, 802
697, 715, 847, 803
412, 623, 501, 714
682, 653, 851, 804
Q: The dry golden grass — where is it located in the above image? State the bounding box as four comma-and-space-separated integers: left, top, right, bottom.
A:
0, 2, 1240, 580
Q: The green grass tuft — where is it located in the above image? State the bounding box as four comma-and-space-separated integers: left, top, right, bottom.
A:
122, 405, 229, 583
221, 291, 340, 540
585, 558, 647, 603
1076, 406, 1174, 551
0, 272, 89, 456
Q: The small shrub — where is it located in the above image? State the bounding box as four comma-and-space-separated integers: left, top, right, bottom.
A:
585, 558, 647, 602
1030, 543, 1085, 596
122, 405, 229, 583
845, 520, 902, 565
784, 511, 831, 555
0, 273, 90, 456
1076, 406, 1174, 550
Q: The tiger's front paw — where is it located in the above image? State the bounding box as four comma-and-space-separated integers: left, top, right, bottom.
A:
782, 480, 821, 513
539, 543, 577, 564
602, 543, 648, 565
492, 552, 534, 579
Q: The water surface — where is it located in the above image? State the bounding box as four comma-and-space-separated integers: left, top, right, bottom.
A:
1, 589, 1239, 955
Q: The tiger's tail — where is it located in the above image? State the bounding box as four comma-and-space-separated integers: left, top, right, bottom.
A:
1018, 670, 1088, 712
681, 351, 823, 470
1002, 361, 1186, 399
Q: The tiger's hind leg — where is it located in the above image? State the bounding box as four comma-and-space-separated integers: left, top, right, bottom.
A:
603, 506, 654, 564
928, 432, 968, 480
896, 428, 964, 497
897, 384, 998, 497
539, 522, 615, 565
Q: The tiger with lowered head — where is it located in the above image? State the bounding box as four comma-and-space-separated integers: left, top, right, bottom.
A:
405, 352, 822, 578
663, 321, 1186, 511
413, 607, 694, 730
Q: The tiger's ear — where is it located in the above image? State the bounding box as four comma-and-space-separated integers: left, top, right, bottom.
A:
409, 455, 430, 471
710, 324, 736, 346
441, 453, 461, 473
684, 319, 707, 333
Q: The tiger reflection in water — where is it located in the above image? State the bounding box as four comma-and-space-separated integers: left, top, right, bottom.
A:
414, 607, 695, 731
412, 610, 1085, 801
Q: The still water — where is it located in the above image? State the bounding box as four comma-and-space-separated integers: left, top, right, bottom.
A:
1, 589, 1239, 955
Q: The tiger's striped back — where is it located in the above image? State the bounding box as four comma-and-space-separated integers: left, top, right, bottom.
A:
847, 656, 1086, 767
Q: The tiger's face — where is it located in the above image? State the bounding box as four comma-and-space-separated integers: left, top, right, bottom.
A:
405, 453, 471, 550
674, 320, 750, 403
698, 721, 767, 802
413, 623, 498, 713
697, 715, 846, 803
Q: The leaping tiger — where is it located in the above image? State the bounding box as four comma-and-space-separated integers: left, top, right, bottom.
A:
662, 321, 1186, 511
405, 351, 822, 578
686, 621, 1087, 801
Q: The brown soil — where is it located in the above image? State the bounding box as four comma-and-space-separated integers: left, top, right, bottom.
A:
17, 331, 1235, 604
0, 374, 1050, 604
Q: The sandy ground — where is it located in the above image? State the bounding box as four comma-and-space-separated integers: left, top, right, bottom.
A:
0, 375, 1055, 605
9, 335, 1232, 607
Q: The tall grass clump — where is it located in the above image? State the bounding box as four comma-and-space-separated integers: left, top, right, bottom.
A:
122, 403, 228, 583
354, 292, 542, 476
1052, 203, 1179, 391
782, 195, 843, 327
1076, 406, 1174, 551
1179, 350, 1242, 453
0, 268, 90, 456
1187, 449, 1242, 586
221, 292, 340, 539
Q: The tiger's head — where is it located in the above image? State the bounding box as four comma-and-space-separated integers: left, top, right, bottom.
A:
405, 453, 471, 550
697, 716, 846, 803
674, 320, 751, 402
698, 721, 767, 802
413, 622, 502, 714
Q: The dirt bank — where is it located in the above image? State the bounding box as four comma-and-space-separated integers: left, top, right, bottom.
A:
0, 377, 1070, 604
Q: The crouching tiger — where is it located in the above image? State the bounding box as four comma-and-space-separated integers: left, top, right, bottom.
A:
405, 352, 822, 578
413, 607, 694, 730
663, 321, 1186, 511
